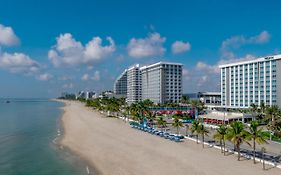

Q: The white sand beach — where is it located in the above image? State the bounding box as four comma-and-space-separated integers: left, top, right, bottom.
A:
59, 100, 280, 175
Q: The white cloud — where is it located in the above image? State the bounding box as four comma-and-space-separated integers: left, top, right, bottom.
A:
195, 61, 220, 74
48, 33, 115, 67
81, 73, 89, 81
0, 52, 41, 75
127, 32, 166, 58
220, 31, 270, 59
182, 68, 189, 76
249, 31, 270, 44
58, 75, 73, 81
0, 24, 19, 46
62, 83, 74, 89
0, 24, 48, 81
37, 73, 53, 81
197, 75, 208, 87
84, 37, 115, 61
171, 41, 191, 54
92, 71, 100, 81
81, 71, 100, 81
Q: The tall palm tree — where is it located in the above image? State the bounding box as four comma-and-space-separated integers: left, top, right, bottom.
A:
146, 110, 156, 128
191, 120, 200, 144
129, 103, 142, 122
191, 100, 200, 119
213, 124, 227, 155
226, 121, 251, 161
157, 117, 167, 131
265, 105, 281, 139
172, 117, 184, 135
191, 100, 206, 119
250, 103, 258, 121
198, 124, 209, 148
249, 121, 268, 164
260, 101, 266, 114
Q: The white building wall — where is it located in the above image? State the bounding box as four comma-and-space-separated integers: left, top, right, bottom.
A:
219, 55, 281, 108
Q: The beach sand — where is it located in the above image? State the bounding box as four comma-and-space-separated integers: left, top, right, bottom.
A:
59, 100, 280, 175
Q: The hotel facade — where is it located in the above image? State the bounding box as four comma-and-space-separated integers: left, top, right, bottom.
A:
113, 69, 127, 97
140, 62, 183, 104
126, 64, 142, 104
219, 55, 281, 108
115, 62, 183, 104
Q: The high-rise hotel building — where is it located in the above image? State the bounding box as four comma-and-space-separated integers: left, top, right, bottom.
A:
126, 64, 142, 104
140, 62, 183, 104
113, 69, 127, 97
115, 62, 183, 104
220, 55, 281, 108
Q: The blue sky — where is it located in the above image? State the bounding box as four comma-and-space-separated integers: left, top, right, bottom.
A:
0, 0, 281, 98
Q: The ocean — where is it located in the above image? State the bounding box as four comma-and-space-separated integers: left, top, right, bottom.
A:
0, 99, 87, 175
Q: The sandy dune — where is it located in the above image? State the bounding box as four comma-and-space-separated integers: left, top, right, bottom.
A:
59, 100, 280, 175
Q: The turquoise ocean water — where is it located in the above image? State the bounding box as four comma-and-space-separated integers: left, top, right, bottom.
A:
0, 99, 88, 175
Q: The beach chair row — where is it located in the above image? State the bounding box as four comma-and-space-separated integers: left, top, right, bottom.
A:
129, 123, 184, 142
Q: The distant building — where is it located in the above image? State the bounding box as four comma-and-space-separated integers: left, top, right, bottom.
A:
76, 90, 97, 100
198, 92, 221, 106
113, 69, 127, 97
219, 54, 281, 108
185, 92, 221, 109
126, 64, 142, 104
140, 62, 183, 104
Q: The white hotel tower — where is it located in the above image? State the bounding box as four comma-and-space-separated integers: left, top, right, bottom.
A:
113, 69, 127, 97
219, 54, 281, 108
126, 64, 142, 104
115, 62, 183, 105
140, 62, 183, 104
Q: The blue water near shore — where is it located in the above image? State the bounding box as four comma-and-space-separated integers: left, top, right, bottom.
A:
0, 99, 88, 175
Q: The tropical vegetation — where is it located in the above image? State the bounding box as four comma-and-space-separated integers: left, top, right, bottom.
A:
75, 96, 281, 167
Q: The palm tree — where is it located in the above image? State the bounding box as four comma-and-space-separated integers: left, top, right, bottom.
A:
157, 117, 167, 131
172, 117, 184, 135
142, 99, 154, 107
248, 121, 268, 164
265, 105, 281, 139
146, 110, 156, 128
191, 100, 205, 119
191, 120, 200, 144
250, 103, 258, 121
191, 100, 200, 118
260, 101, 266, 114
129, 103, 142, 122
181, 95, 189, 105
198, 124, 209, 148
213, 124, 227, 155
226, 121, 251, 161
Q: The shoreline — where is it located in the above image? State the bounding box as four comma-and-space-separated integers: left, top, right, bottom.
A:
57, 99, 280, 175
55, 99, 100, 175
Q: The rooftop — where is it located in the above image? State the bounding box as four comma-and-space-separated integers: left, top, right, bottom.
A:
219, 54, 281, 68
140, 61, 183, 70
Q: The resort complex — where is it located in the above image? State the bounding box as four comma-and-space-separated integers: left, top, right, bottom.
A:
4, 1, 281, 175
220, 54, 281, 108
65, 54, 281, 173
